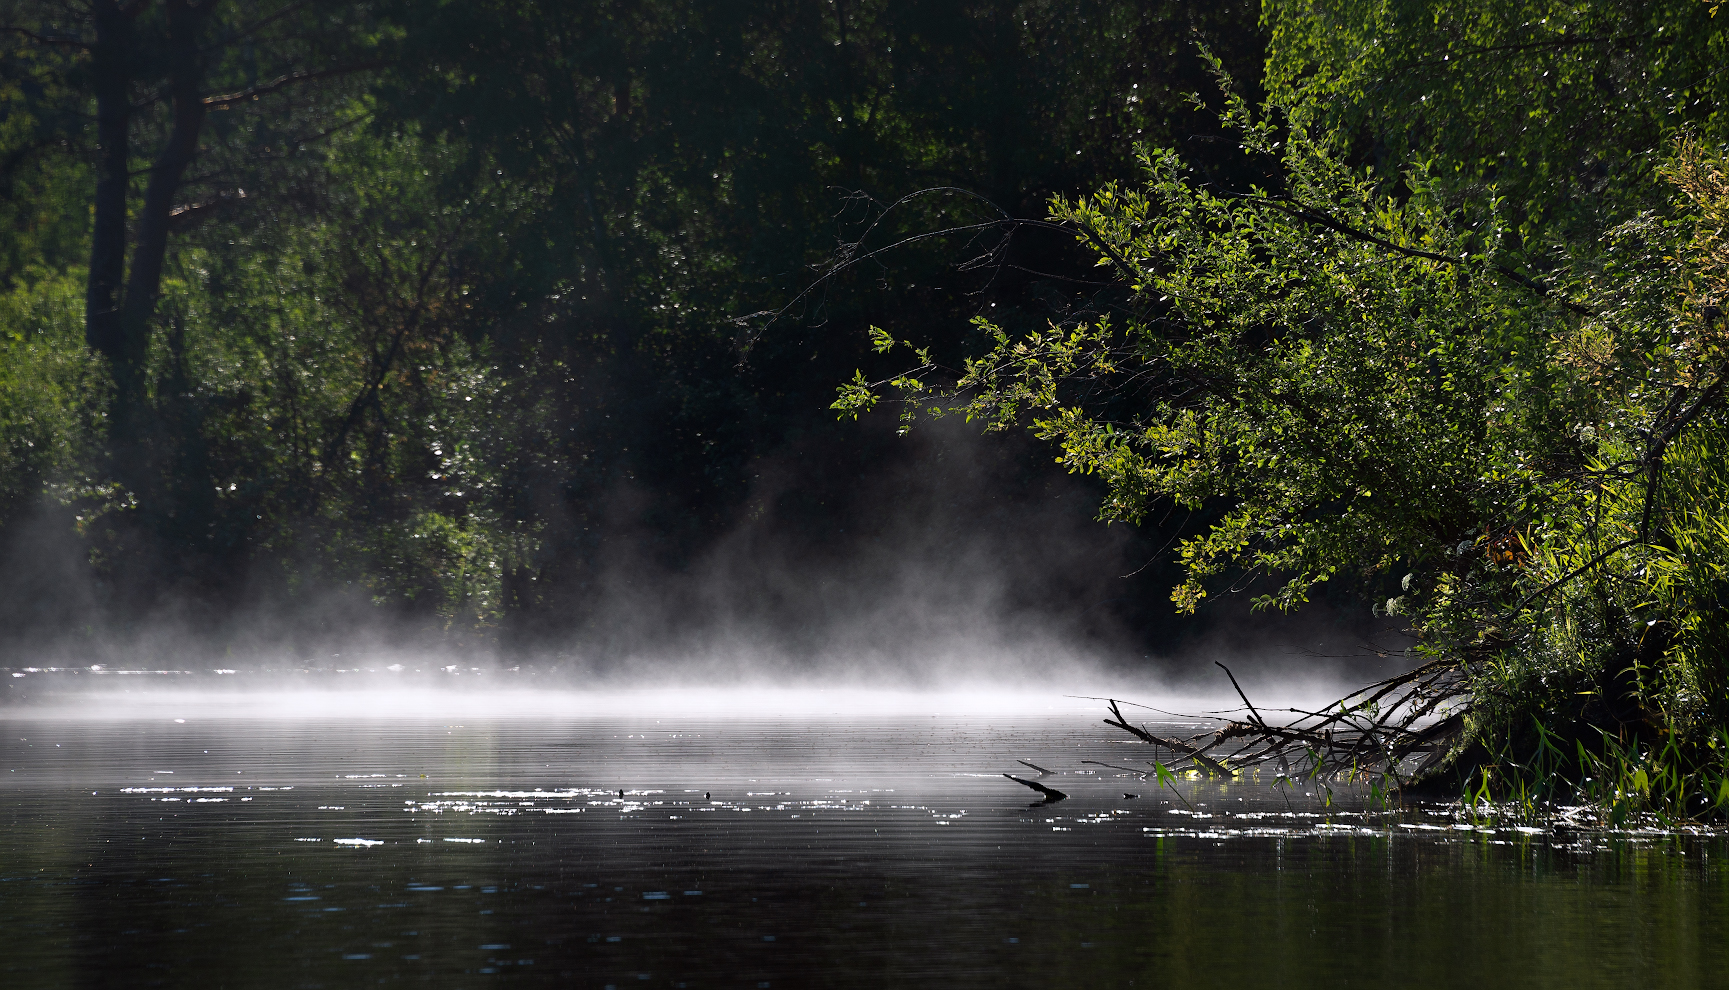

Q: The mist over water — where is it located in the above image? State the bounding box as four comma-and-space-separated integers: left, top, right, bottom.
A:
1, 420, 1404, 700
0, 679, 1367, 726
0, 627, 1405, 724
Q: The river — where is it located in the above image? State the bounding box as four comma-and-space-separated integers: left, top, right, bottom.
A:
2, 683, 1724, 987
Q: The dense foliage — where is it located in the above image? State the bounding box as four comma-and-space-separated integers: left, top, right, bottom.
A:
0, 0, 1265, 659
843, 0, 1729, 795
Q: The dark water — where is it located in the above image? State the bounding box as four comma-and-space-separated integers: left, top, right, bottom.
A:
3, 688, 1726, 988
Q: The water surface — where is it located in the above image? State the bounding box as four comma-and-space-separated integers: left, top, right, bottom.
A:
3, 687, 1724, 988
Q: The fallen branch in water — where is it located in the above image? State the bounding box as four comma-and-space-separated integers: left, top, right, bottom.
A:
1099, 658, 1470, 786
1003, 773, 1068, 802
1104, 700, 1236, 777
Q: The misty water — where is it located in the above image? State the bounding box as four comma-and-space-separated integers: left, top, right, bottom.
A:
4, 681, 1727, 988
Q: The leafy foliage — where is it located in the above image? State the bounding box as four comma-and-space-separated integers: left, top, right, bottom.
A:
846, 2, 1729, 785
0, 270, 107, 520
0, 0, 1265, 653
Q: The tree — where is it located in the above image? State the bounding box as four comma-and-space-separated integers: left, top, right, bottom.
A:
842, 19, 1729, 793
377, 0, 1267, 645
0, 1, 381, 557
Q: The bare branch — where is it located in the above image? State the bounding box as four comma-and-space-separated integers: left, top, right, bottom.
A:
1101, 659, 1471, 786
202, 61, 382, 109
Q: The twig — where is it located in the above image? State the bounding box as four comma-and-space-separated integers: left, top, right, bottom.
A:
1080, 760, 1150, 777
1003, 774, 1068, 802
202, 62, 384, 109
1105, 700, 1235, 777
1216, 662, 1267, 730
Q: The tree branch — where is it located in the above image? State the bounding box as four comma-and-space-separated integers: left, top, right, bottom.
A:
1636, 358, 1729, 539
202, 61, 383, 109
1512, 538, 1643, 614
1219, 191, 1598, 319
0, 25, 89, 48
1390, 33, 1645, 72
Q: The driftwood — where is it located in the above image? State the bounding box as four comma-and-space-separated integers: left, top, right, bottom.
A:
1003, 773, 1068, 802
1098, 658, 1470, 785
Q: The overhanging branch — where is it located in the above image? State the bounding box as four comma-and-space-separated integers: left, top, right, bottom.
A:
1219, 190, 1598, 320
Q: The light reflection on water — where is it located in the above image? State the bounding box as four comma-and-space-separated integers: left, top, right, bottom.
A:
3, 688, 1727, 988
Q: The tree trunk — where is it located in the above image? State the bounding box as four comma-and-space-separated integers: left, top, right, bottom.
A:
84, 0, 133, 366
92, 0, 215, 513
80, 0, 218, 598
120, 0, 212, 380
